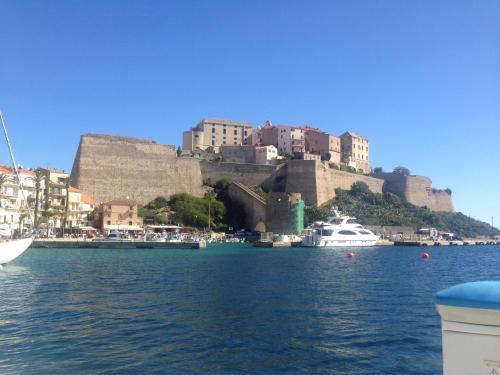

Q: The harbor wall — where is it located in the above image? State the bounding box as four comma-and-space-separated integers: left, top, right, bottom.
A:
227, 182, 266, 232
70, 134, 205, 204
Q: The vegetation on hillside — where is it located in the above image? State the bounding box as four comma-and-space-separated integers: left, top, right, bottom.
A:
138, 177, 245, 231
305, 182, 500, 238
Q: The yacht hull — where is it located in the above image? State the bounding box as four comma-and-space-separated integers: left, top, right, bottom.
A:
0, 238, 33, 265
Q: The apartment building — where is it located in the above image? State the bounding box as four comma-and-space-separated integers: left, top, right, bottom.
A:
0, 166, 39, 230
340, 131, 371, 173
182, 118, 253, 153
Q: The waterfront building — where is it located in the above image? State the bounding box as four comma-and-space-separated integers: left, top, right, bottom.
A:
340, 131, 371, 173
38, 168, 69, 212
67, 187, 97, 230
182, 118, 253, 153
0, 165, 39, 231
99, 199, 143, 232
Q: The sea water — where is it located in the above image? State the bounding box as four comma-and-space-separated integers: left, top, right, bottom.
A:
1, 244, 499, 374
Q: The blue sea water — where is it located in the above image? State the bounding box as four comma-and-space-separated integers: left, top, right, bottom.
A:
1, 244, 499, 374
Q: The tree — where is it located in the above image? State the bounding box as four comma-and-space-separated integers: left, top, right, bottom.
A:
350, 181, 371, 196
445, 188, 452, 195
322, 152, 332, 162
0, 173, 9, 194
33, 170, 45, 230
205, 190, 216, 231
176, 146, 182, 157
146, 196, 168, 210
62, 177, 70, 236
393, 166, 411, 176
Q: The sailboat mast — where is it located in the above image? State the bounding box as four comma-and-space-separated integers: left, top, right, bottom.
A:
0, 111, 34, 226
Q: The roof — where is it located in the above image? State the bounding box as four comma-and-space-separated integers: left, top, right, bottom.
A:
81, 194, 96, 205
37, 167, 68, 174
103, 199, 138, 206
199, 118, 252, 127
69, 186, 80, 193
341, 131, 367, 140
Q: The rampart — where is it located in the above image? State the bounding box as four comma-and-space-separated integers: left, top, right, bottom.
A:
282, 160, 384, 206
200, 161, 278, 187
373, 172, 454, 212
70, 134, 205, 204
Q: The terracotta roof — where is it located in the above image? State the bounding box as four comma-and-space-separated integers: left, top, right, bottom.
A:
81, 194, 96, 205
103, 199, 137, 206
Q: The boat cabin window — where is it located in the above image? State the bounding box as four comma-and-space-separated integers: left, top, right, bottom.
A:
359, 230, 371, 235
320, 230, 335, 236
338, 230, 357, 235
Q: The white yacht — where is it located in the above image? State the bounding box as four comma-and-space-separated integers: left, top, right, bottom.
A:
302, 210, 379, 247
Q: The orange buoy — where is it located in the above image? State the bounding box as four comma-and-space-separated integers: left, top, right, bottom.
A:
422, 251, 430, 260
347, 252, 355, 258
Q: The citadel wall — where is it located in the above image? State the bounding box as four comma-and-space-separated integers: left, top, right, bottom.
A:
373, 172, 454, 212
70, 134, 205, 204
200, 161, 278, 187
283, 160, 384, 206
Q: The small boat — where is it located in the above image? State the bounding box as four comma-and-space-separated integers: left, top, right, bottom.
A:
96, 231, 133, 242
0, 111, 33, 268
301, 209, 379, 247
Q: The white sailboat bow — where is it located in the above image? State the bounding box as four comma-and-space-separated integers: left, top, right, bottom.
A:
0, 238, 33, 265
0, 111, 33, 266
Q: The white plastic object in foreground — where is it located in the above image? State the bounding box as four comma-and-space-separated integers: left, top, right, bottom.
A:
436, 282, 500, 375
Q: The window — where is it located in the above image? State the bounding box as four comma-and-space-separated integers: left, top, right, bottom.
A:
212, 140, 215, 146
339, 230, 357, 235
223, 129, 226, 134
129, 221, 132, 225
359, 231, 371, 235
107, 220, 111, 225
212, 128, 215, 133
244, 130, 247, 136
234, 130, 237, 135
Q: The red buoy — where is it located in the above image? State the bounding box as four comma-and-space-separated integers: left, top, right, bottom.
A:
422, 251, 430, 260
347, 252, 355, 258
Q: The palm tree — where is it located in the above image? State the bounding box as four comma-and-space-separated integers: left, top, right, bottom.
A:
62, 177, 70, 236
33, 170, 45, 230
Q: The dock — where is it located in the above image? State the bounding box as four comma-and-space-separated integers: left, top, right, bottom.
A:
32, 239, 206, 249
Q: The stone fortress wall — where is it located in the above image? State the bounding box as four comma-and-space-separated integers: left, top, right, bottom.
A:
70, 134, 206, 204
373, 172, 454, 212
70, 134, 454, 213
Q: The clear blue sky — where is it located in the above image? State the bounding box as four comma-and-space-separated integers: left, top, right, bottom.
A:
1, 0, 499, 225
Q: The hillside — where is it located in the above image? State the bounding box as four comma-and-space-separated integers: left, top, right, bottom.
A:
305, 182, 500, 238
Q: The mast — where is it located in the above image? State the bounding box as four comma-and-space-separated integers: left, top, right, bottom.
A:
0, 111, 34, 227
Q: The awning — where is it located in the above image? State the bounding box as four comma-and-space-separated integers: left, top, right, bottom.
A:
104, 224, 143, 231
145, 225, 182, 229
79, 226, 97, 231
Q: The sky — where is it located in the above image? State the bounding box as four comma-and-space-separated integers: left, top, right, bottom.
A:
0, 0, 499, 224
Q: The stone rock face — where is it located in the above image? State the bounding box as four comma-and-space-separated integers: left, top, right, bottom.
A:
70, 134, 205, 204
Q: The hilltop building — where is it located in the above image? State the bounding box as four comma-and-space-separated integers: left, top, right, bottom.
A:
340, 131, 371, 173
221, 144, 279, 165
182, 118, 253, 153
